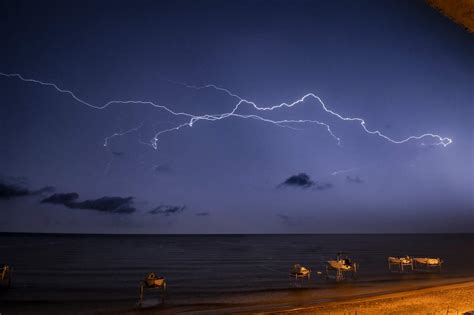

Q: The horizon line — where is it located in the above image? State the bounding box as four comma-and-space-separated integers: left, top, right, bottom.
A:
1, 231, 472, 236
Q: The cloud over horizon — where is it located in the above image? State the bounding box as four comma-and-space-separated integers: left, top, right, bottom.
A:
149, 205, 185, 216
278, 173, 315, 189
0, 182, 29, 199
42, 193, 136, 214
278, 173, 333, 191
0, 176, 55, 200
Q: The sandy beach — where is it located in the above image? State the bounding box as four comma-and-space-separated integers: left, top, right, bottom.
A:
117, 277, 474, 315
267, 280, 474, 315
3, 277, 474, 314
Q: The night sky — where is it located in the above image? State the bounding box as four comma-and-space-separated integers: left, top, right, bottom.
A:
0, 0, 472, 233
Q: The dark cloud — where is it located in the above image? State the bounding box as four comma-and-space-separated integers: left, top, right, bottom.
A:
73, 196, 135, 214
278, 173, 314, 189
149, 205, 185, 215
112, 151, 124, 157
346, 175, 363, 184
195, 212, 209, 216
0, 182, 29, 199
278, 173, 333, 191
41, 192, 79, 205
32, 186, 56, 195
0, 176, 56, 200
42, 193, 135, 214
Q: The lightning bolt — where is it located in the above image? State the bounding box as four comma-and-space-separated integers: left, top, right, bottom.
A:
171, 80, 452, 147
0, 72, 453, 150
103, 121, 145, 147
331, 167, 366, 176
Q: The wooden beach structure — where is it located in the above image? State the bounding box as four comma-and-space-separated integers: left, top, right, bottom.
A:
388, 256, 414, 272
326, 253, 358, 281
1, 264, 11, 289
413, 257, 443, 272
289, 264, 311, 280
138, 272, 166, 307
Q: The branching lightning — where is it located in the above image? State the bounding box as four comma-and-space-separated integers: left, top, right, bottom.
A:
103, 121, 145, 147
0, 72, 453, 150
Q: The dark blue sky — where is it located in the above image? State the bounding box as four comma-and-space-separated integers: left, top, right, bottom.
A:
0, 0, 472, 233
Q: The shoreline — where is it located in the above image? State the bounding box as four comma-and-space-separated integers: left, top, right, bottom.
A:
119, 276, 474, 314
252, 278, 474, 314
3, 277, 474, 314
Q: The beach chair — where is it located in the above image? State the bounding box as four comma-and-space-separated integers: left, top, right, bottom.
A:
138, 272, 166, 307
388, 256, 413, 272
326, 253, 358, 281
413, 257, 443, 272
290, 264, 311, 280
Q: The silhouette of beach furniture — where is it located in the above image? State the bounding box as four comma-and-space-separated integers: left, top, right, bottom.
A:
326, 253, 358, 281
388, 256, 414, 272
290, 264, 311, 279
413, 257, 443, 272
138, 272, 166, 307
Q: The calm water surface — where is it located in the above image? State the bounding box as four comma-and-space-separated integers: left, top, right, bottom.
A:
1, 233, 473, 304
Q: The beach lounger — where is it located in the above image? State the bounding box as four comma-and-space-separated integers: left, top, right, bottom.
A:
138, 272, 166, 307
413, 257, 443, 272
290, 264, 311, 279
388, 256, 414, 272
326, 256, 358, 281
